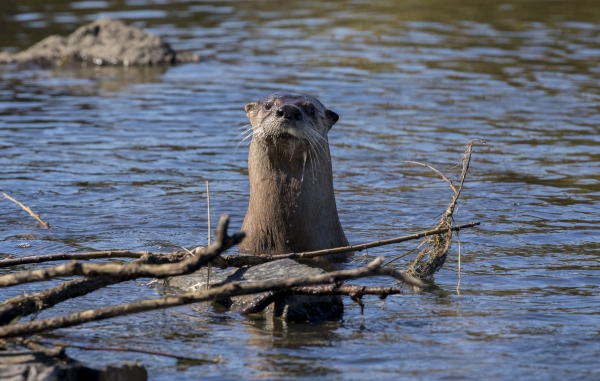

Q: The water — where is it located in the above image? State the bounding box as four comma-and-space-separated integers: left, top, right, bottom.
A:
1, 0, 599, 379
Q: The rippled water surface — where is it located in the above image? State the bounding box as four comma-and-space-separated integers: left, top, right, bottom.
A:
1, 1, 599, 380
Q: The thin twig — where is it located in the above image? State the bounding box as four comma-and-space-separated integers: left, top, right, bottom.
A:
0, 222, 479, 275
382, 246, 419, 267
206, 181, 211, 290
456, 232, 461, 294
2, 191, 50, 229
0, 251, 145, 268
403, 161, 457, 195
265, 222, 480, 261
1, 223, 480, 274
203, 222, 479, 269
206, 181, 211, 247
455, 139, 486, 203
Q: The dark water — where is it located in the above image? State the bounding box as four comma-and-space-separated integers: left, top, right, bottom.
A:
1, 1, 599, 379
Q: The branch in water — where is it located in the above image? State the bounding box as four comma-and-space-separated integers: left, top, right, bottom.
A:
0, 251, 188, 326
0, 251, 146, 268
239, 284, 402, 315
0, 222, 478, 288
262, 222, 480, 261
0, 257, 425, 339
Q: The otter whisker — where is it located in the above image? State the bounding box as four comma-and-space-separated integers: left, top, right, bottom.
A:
236, 138, 251, 152
306, 128, 328, 160
234, 129, 256, 152
234, 126, 253, 142
304, 135, 321, 172
240, 131, 254, 142
235, 134, 254, 151
252, 127, 265, 140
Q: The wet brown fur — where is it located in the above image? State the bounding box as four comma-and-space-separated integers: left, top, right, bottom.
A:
239, 92, 349, 260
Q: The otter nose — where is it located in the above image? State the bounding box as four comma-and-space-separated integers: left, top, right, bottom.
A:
276, 104, 302, 120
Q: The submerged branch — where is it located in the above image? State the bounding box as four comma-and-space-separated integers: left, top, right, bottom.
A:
29, 339, 220, 363
0, 257, 424, 339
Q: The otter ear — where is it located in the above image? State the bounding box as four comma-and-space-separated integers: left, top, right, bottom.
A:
325, 109, 339, 129
244, 102, 258, 115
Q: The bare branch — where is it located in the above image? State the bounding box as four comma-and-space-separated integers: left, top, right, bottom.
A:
0, 251, 145, 268
1, 223, 479, 275
263, 222, 480, 261
382, 247, 418, 267
0, 215, 244, 288
0, 251, 188, 325
239, 284, 402, 315
0, 257, 426, 339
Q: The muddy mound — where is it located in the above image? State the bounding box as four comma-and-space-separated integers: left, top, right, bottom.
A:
0, 18, 200, 67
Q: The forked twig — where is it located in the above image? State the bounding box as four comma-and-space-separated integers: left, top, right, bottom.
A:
406, 139, 485, 280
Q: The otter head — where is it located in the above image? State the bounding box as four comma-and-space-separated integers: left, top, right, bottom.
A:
244, 92, 339, 159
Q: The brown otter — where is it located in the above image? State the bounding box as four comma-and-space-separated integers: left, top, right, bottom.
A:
238, 92, 349, 260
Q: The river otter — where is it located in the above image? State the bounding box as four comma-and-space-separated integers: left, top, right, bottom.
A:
238, 92, 349, 260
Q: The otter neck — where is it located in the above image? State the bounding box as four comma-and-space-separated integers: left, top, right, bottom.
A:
240, 139, 348, 255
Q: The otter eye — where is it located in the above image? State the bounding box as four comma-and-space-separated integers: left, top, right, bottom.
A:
264, 102, 273, 110
307, 104, 315, 115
